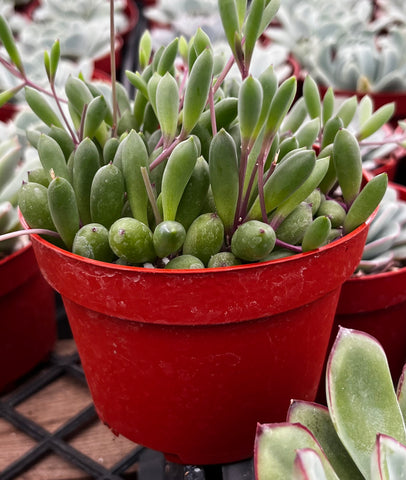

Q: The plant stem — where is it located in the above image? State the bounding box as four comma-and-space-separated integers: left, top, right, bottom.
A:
110, 0, 118, 137
50, 81, 79, 145
141, 166, 162, 225
274, 238, 302, 253
0, 228, 60, 242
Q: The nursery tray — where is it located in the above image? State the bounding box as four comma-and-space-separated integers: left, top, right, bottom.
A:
0, 336, 254, 480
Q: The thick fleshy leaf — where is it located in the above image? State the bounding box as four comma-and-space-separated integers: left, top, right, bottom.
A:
293, 449, 329, 480
288, 401, 363, 480
239, 75, 263, 142
370, 434, 406, 480
396, 366, 406, 424
327, 327, 406, 479
156, 72, 179, 147
254, 423, 339, 480
357, 103, 395, 141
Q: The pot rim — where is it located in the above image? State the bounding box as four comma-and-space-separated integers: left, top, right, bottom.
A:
19, 208, 373, 275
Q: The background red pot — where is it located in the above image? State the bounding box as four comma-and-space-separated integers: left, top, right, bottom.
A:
0, 243, 56, 392
26, 215, 370, 465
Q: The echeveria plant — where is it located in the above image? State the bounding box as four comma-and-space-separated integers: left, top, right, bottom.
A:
0, 0, 392, 269
255, 327, 406, 480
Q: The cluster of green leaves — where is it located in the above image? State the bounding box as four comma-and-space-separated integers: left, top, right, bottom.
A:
0, 0, 394, 268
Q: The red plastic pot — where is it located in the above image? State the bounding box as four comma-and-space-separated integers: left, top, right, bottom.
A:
0, 243, 56, 392
24, 215, 371, 465
334, 182, 406, 383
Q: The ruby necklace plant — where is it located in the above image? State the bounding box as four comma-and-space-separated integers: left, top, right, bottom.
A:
0, 0, 396, 268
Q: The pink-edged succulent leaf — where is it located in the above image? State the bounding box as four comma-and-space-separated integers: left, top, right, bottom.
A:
396, 365, 406, 426
326, 327, 406, 479
288, 401, 363, 480
292, 448, 329, 480
254, 422, 339, 480
370, 434, 406, 480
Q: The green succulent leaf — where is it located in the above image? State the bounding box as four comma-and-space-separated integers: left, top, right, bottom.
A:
255, 423, 339, 480
288, 401, 363, 480
139, 29, 152, 71
239, 75, 263, 143
218, 0, 240, 57
370, 434, 406, 480
24, 87, 63, 129
303, 75, 321, 119
182, 48, 214, 135
327, 327, 406, 479
357, 103, 395, 141
0, 14, 24, 74
156, 72, 180, 147
243, 0, 265, 68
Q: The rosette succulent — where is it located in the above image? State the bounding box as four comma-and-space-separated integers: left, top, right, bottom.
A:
255, 327, 406, 480
0, 0, 392, 269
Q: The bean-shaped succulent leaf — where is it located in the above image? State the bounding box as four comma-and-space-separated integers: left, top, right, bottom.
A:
156, 37, 179, 76
295, 118, 320, 149
47, 40, 60, 82
303, 75, 321, 119
18, 182, 56, 231
0, 15, 24, 74
265, 76, 297, 137
72, 138, 100, 225
209, 129, 239, 231
333, 128, 362, 206
182, 49, 214, 135
90, 163, 125, 229
126, 70, 149, 99
146, 72, 161, 115
281, 97, 307, 135
72, 223, 115, 262
121, 130, 149, 225
259, 0, 280, 32
254, 423, 339, 480
176, 156, 210, 230
153, 220, 186, 258
83, 95, 108, 139
218, 0, 240, 57
231, 220, 275, 261
243, 0, 265, 67
24, 87, 63, 128
239, 75, 263, 143
321, 116, 344, 150
156, 73, 179, 147
47, 126, 75, 161
161, 137, 198, 221
138, 29, 152, 71
38, 134, 70, 181
322, 87, 335, 126
357, 103, 395, 141
65, 76, 93, 117
288, 401, 363, 480
48, 176, 80, 250
0, 85, 24, 108
327, 327, 406, 478
343, 173, 388, 234
251, 66, 278, 141
109, 217, 155, 264
248, 149, 315, 220
193, 28, 212, 56
182, 212, 224, 265
358, 95, 373, 127
301, 215, 331, 252
336, 96, 358, 127
271, 156, 329, 228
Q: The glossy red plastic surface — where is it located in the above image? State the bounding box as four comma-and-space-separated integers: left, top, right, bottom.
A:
28, 220, 369, 465
0, 243, 56, 391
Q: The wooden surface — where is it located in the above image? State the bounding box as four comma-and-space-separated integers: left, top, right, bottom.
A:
0, 340, 140, 479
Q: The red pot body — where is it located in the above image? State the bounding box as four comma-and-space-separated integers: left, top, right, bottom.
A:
29, 221, 369, 465
0, 244, 56, 391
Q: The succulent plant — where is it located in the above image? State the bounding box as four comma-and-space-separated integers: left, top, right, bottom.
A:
353, 184, 406, 275
255, 326, 406, 480
0, 114, 41, 257
0, 0, 393, 269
